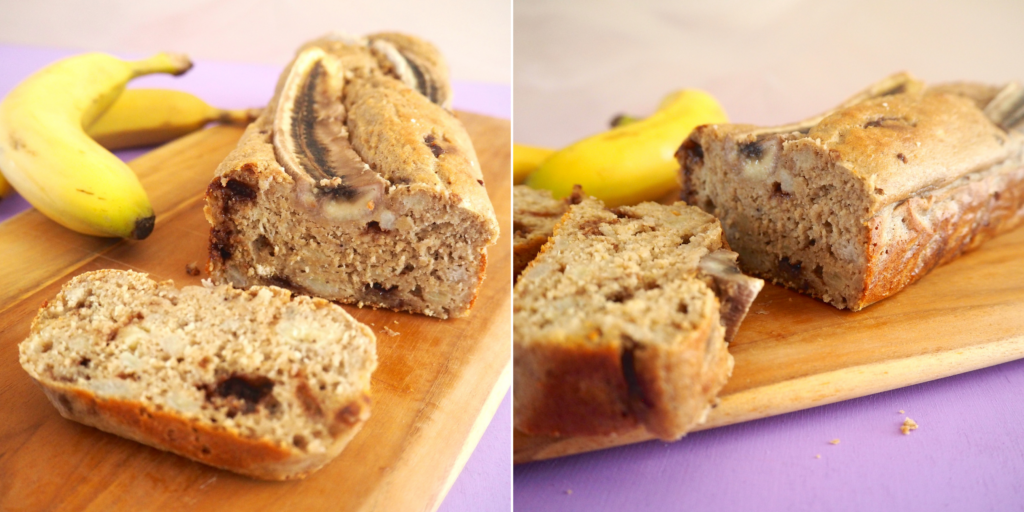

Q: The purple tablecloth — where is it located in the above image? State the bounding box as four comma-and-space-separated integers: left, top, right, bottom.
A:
517, 358, 1024, 511
0, 44, 510, 512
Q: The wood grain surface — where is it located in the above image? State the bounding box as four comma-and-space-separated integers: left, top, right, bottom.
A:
515, 220, 1024, 463
0, 112, 511, 512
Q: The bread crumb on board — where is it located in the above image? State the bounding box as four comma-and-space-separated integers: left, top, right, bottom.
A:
185, 262, 201, 276
901, 417, 919, 435
829, 438, 840, 445
382, 326, 400, 337
815, 454, 821, 459
899, 409, 905, 414
565, 489, 573, 495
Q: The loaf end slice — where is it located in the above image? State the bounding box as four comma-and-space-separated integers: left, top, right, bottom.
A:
19, 269, 377, 480
513, 197, 762, 441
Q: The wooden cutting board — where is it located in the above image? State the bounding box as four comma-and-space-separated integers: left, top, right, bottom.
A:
515, 217, 1024, 463
0, 112, 510, 512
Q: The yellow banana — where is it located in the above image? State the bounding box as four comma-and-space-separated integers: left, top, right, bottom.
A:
526, 89, 728, 207
0, 52, 192, 239
513, 143, 554, 184
87, 89, 260, 150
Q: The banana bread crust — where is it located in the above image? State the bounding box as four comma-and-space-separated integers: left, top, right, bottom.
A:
35, 383, 368, 480
514, 306, 729, 440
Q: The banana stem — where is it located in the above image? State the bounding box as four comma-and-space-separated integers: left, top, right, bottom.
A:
610, 114, 642, 128
129, 52, 193, 78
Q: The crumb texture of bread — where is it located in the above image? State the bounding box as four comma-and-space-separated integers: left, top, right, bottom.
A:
680, 75, 1024, 311
514, 197, 762, 441
513, 186, 571, 280
205, 33, 499, 319
18, 270, 377, 480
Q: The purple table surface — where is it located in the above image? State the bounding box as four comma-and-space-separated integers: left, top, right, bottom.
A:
0, 44, 510, 512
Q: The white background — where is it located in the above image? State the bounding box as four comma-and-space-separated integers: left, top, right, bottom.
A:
516, 0, 1024, 147
0, 0, 511, 84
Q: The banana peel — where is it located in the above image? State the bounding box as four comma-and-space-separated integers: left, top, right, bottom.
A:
528, 89, 727, 207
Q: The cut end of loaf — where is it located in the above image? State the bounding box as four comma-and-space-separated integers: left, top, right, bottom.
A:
18, 269, 377, 480
679, 80, 1024, 311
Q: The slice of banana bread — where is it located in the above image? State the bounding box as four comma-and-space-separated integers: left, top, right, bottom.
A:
679, 73, 1024, 310
513, 185, 581, 280
205, 32, 499, 319
513, 197, 763, 441
18, 269, 377, 480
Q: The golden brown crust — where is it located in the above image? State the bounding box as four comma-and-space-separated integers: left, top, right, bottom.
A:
513, 308, 731, 441
513, 339, 639, 436
35, 381, 368, 480
859, 163, 1024, 308
808, 92, 1014, 210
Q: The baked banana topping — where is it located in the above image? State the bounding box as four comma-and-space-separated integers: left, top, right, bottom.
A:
273, 45, 386, 222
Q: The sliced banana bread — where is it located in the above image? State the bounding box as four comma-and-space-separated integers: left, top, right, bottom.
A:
514, 197, 763, 441
513, 185, 581, 280
18, 269, 377, 480
679, 73, 1024, 310
205, 32, 499, 319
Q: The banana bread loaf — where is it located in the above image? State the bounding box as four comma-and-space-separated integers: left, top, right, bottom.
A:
205, 32, 499, 319
18, 270, 377, 480
514, 197, 763, 441
679, 73, 1024, 310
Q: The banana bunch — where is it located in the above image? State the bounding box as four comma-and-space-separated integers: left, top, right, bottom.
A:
0, 54, 259, 238
521, 89, 728, 207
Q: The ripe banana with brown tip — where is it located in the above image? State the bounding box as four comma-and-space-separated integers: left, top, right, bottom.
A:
0, 52, 192, 238
87, 89, 261, 149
